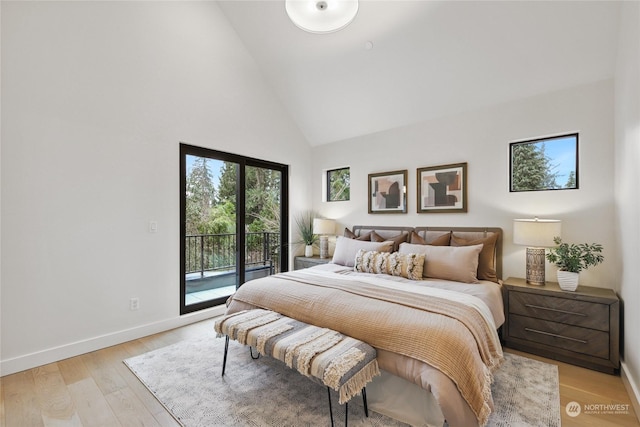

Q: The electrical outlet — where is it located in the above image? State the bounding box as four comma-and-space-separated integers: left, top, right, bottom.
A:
130, 297, 140, 311
149, 221, 158, 233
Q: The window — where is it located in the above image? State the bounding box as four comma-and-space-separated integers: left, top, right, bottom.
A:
180, 144, 289, 314
327, 167, 350, 201
509, 133, 578, 192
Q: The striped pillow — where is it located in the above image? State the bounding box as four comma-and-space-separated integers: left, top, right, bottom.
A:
354, 249, 424, 280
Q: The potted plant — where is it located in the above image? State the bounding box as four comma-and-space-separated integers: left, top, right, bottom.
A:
295, 210, 318, 257
545, 237, 604, 291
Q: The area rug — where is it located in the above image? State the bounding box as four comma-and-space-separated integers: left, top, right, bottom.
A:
124, 336, 560, 427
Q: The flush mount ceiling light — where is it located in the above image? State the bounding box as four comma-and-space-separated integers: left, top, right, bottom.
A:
285, 0, 359, 34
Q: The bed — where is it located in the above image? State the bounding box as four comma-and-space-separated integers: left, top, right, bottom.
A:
225, 225, 505, 427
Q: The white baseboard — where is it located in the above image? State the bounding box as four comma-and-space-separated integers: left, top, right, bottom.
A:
0, 305, 226, 376
621, 361, 640, 423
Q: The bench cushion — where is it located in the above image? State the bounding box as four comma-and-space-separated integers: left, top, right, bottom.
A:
215, 309, 379, 404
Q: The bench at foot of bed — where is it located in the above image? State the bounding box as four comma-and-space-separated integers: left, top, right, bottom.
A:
214, 309, 380, 427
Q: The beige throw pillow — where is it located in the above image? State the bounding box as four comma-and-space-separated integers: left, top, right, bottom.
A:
331, 236, 393, 267
398, 242, 484, 283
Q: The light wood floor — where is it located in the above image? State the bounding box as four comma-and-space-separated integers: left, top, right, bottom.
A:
1, 318, 638, 427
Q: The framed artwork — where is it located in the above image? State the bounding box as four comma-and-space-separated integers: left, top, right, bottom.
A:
417, 162, 467, 213
368, 170, 407, 214
509, 133, 579, 192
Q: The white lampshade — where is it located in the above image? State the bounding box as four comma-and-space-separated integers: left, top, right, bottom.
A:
313, 218, 335, 235
513, 218, 562, 247
285, 0, 358, 34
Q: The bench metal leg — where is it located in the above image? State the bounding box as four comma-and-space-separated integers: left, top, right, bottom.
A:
327, 387, 334, 427
326, 387, 366, 427
249, 346, 260, 359
222, 335, 229, 376
223, 336, 261, 377
362, 387, 368, 417
345, 401, 348, 427
223, 333, 367, 426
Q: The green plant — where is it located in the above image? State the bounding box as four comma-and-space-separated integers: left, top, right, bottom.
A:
294, 210, 318, 246
545, 237, 604, 273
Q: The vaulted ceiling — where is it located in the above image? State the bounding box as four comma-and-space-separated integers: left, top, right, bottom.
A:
217, 1, 621, 146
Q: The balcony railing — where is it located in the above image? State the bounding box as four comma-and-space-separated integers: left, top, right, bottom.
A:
185, 231, 281, 278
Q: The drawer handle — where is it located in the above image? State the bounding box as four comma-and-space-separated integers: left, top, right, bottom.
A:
524, 327, 588, 344
524, 303, 587, 317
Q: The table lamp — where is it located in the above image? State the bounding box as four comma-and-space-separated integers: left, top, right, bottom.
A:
513, 218, 561, 286
313, 218, 335, 259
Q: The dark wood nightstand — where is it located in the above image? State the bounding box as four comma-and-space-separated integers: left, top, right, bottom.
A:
293, 256, 331, 270
502, 277, 620, 374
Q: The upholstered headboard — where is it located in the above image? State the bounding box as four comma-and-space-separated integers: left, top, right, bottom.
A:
350, 225, 503, 280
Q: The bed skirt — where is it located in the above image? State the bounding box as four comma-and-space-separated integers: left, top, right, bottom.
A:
367, 370, 445, 427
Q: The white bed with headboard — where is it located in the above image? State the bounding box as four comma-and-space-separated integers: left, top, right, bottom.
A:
226, 225, 504, 427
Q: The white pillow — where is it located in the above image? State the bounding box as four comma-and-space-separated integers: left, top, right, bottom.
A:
331, 236, 393, 267
398, 242, 484, 283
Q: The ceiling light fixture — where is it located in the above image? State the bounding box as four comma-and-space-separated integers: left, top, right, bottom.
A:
285, 0, 359, 34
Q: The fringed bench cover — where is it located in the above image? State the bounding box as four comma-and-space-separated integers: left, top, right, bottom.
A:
215, 309, 380, 404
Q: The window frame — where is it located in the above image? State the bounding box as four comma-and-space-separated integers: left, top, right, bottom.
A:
326, 166, 350, 202
509, 133, 579, 192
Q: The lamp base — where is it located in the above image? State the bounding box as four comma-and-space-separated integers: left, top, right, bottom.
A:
319, 235, 329, 259
525, 247, 546, 286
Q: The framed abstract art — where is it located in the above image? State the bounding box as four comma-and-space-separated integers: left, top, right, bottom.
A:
417, 162, 467, 213
368, 170, 407, 214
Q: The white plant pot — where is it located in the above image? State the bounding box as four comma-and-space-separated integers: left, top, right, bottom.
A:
305, 245, 314, 257
557, 270, 579, 291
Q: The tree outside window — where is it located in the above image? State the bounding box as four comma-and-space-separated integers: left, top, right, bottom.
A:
510, 134, 578, 192
327, 167, 350, 201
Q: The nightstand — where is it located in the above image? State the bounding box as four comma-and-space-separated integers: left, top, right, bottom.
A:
293, 256, 331, 270
502, 277, 620, 374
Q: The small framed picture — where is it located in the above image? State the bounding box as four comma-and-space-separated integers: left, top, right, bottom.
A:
368, 170, 407, 214
417, 162, 467, 213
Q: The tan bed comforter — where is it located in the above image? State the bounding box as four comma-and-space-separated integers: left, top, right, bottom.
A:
226, 267, 504, 427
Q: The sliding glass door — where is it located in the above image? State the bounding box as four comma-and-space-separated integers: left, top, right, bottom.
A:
180, 144, 288, 315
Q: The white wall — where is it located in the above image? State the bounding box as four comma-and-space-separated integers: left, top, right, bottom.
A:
312, 80, 617, 288
0, 1, 312, 374
614, 0, 640, 411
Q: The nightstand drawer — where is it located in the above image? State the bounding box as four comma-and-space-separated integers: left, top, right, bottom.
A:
510, 314, 610, 359
509, 291, 609, 331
